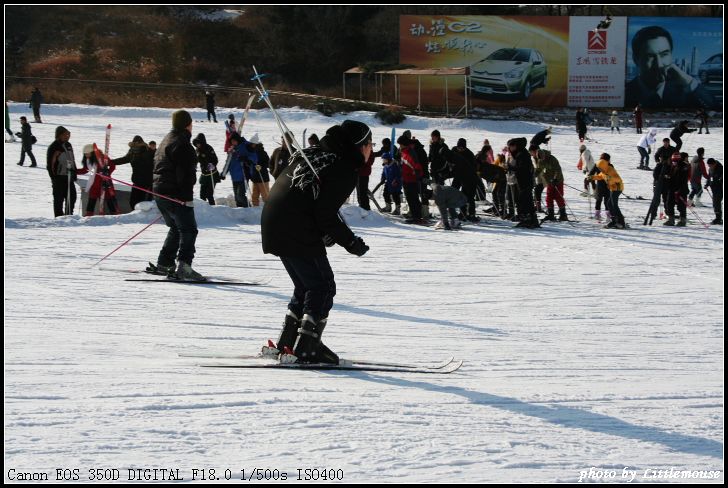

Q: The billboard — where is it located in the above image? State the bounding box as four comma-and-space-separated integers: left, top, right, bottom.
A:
399, 15, 723, 110
626, 17, 722, 110
568, 17, 628, 107
400, 16, 570, 108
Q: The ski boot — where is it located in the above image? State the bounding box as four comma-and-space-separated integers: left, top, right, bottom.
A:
676, 216, 687, 227
174, 261, 206, 281
663, 216, 675, 226
558, 208, 569, 221
283, 315, 339, 365
146, 261, 175, 276
262, 310, 300, 358
392, 204, 401, 215
542, 207, 557, 222
594, 209, 602, 221
382, 203, 392, 213
711, 215, 722, 225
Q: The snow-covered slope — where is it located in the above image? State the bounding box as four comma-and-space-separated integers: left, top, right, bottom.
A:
4, 103, 723, 483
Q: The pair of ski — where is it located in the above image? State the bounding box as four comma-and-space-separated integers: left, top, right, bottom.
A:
120, 263, 267, 286
181, 350, 462, 374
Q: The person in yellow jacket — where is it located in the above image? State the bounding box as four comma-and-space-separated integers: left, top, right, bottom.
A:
589, 153, 626, 229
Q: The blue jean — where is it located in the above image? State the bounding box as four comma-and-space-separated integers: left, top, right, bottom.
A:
155, 197, 198, 266
637, 146, 650, 167
280, 255, 336, 322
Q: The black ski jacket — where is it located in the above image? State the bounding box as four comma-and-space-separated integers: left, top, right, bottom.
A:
152, 129, 197, 202
261, 125, 363, 257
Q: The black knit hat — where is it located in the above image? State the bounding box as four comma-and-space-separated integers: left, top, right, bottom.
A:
340, 120, 372, 147
707, 158, 718, 165
129, 135, 146, 147
457, 138, 467, 148
172, 110, 193, 130
431, 129, 441, 138
55, 126, 70, 139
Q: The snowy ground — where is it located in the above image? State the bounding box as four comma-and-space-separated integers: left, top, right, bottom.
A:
4, 103, 724, 483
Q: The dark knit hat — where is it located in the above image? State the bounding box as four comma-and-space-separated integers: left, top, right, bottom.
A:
431, 129, 441, 138
55, 126, 70, 139
402, 130, 412, 138
230, 133, 243, 144
706, 158, 718, 165
457, 138, 467, 148
396, 134, 412, 146
340, 120, 372, 147
129, 135, 146, 147
172, 110, 193, 130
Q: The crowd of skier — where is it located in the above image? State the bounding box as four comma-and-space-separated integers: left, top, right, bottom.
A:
6, 93, 724, 230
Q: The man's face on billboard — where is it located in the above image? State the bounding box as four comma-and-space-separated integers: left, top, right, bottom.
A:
638, 36, 673, 87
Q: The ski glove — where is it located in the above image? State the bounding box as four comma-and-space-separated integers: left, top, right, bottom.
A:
345, 236, 369, 257
322, 234, 335, 247
184, 201, 194, 208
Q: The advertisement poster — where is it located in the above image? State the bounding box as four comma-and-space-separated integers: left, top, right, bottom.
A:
625, 17, 722, 110
400, 16, 570, 109
567, 17, 628, 108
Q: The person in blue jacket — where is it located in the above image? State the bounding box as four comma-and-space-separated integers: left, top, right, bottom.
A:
221, 133, 250, 207
380, 152, 402, 215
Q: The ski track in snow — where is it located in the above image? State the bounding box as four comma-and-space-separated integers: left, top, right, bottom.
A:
4, 103, 724, 482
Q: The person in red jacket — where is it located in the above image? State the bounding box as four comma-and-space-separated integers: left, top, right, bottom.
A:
77, 144, 119, 216
397, 134, 424, 223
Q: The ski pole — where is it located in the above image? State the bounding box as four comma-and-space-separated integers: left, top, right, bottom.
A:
91, 214, 164, 268
93, 173, 184, 205
552, 183, 578, 226
678, 193, 709, 228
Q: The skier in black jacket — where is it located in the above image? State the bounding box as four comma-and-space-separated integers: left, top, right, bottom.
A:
663, 152, 690, 226
192, 133, 219, 205
205, 91, 217, 123
508, 137, 540, 228
706, 158, 722, 225
111, 135, 155, 209
669, 120, 695, 151
152, 110, 202, 280
16, 116, 37, 166
261, 120, 372, 365
428, 130, 450, 184
447, 141, 480, 221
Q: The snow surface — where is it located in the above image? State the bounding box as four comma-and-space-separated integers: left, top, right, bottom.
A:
4, 102, 724, 483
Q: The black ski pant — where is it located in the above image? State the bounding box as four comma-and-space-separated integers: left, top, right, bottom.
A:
595, 181, 609, 211
518, 183, 535, 221
155, 197, 198, 266
710, 185, 722, 219
647, 183, 663, 219
87, 196, 119, 215
357, 175, 370, 210
493, 183, 506, 217
51, 175, 76, 217
665, 188, 688, 218
403, 182, 421, 218
129, 186, 153, 210
280, 255, 336, 322
206, 108, 217, 122
506, 184, 518, 217
688, 181, 703, 201
32, 105, 41, 122
200, 177, 216, 206
383, 187, 402, 206
671, 135, 683, 152
460, 182, 477, 218
608, 190, 624, 225
698, 120, 709, 134
20, 143, 37, 165
233, 181, 249, 207
534, 183, 544, 206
